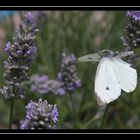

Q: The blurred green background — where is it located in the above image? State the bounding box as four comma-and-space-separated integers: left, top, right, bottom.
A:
0, 11, 140, 129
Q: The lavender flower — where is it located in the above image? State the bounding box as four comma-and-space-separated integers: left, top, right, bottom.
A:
121, 11, 140, 65
51, 107, 59, 123
127, 11, 140, 21
20, 98, 59, 129
31, 74, 65, 95
4, 42, 11, 54
121, 11, 140, 50
56, 88, 65, 96
31, 75, 49, 94
25, 12, 34, 23
31, 53, 81, 96
21, 11, 47, 26
0, 12, 38, 99
57, 53, 81, 93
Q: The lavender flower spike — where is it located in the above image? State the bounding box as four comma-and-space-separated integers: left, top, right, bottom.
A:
20, 98, 59, 129
0, 12, 38, 99
31, 53, 81, 96
127, 11, 140, 21
121, 11, 140, 50
30, 74, 65, 96
57, 53, 81, 93
121, 11, 140, 65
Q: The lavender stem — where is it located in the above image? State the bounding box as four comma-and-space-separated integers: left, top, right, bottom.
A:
69, 93, 77, 126
9, 99, 14, 129
99, 104, 109, 129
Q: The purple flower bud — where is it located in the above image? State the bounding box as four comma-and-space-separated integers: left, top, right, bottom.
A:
17, 50, 23, 54
25, 12, 34, 23
26, 101, 34, 110
127, 11, 140, 21
20, 120, 27, 129
57, 73, 62, 80
4, 42, 11, 53
31, 85, 37, 92
57, 88, 65, 95
38, 88, 48, 94
75, 80, 81, 88
38, 75, 48, 82
31, 75, 49, 94
26, 47, 37, 55
51, 106, 59, 123
70, 54, 76, 62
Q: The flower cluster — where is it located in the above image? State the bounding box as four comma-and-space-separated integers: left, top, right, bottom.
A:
0, 13, 38, 99
31, 74, 65, 95
127, 11, 140, 21
30, 53, 81, 96
121, 11, 140, 65
57, 53, 81, 93
20, 98, 59, 129
121, 11, 140, 50
21, 11, 47, 26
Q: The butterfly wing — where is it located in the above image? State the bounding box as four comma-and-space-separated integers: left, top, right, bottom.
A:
112, 57, 137, 93
95, 57, 121, 105
78, 53, 100, 62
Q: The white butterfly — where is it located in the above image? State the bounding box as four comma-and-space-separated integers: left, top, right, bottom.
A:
78, 50, 137, 105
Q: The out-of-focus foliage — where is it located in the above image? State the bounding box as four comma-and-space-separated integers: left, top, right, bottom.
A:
0, 11, 140, 129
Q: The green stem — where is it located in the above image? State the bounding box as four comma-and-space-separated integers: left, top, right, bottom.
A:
69, 93, 76, 115
79, 91, 87, 110
83, 116, 96, 129
68, 93, 77, 127
9, 99, 14, 129
99, 104, 109, 129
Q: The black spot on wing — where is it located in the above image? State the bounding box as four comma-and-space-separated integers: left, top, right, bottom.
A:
106, 87, 109, 90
